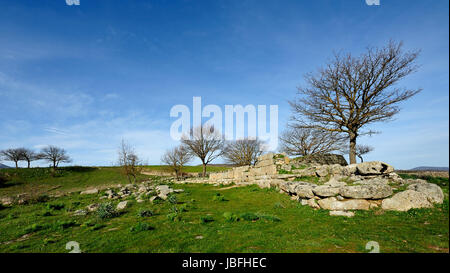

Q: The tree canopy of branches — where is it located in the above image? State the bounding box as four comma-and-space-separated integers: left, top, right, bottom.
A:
181, 125, 224, 177
117, 139, 144, 183
0, 148, 25, 168
289, 40, 421, 164
161, 145, 193, 180
279, 126, 345, 157
39, 145, 72, 170
223, 138, 265, 166
20, 148, 40, 168
356, 145, 374, 163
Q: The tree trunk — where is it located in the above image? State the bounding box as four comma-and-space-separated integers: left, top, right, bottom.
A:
349, 132, 357, 164
15, 161, 18, 169
202, 162, 207, 177
358, 155, 363, 163
27, 160, 31, 168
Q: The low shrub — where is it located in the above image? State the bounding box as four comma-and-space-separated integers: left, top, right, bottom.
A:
167, 194, 178, 204
46, 203, 65, 211
24, 224, 45, 234
239, 212, 259, 221
200, 215, 214, 223
130, 222, 154, 233
167, 212, 182, 222
212, 193, 227, 202
256, 213, 281, 222
178, 204, 188, 212
223, 212, 239, 222
138, 209, 154, 217
273, 202, 285, 209
96, 202, 118, 219
57, 220, 78, 229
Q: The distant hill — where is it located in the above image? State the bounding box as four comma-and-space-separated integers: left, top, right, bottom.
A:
0, 163, 11, 169
410, 166, 449, 172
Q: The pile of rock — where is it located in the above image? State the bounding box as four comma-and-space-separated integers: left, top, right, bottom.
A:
75, 183, 184, 215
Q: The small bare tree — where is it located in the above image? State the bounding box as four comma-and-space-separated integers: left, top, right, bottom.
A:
341, 144, 374, 163
279, 126, 345, 157
0, 148, 25, 168
20, 148, 40, 168
290, 40, 421, 164
117, 139, 144, 183
223, 138, 265, 166
39, 145, 72, 170
181, 125, 224, 177
161, 145, 193, 180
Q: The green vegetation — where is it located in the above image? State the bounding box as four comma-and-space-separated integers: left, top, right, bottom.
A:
0, 167, 448, 253
294, 176, 321, 184
143, 165, 231, 174
278, 169, 293, 174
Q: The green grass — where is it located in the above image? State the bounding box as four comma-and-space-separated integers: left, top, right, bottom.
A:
0, 166, 151, 198
143, 165, 231, 174
0, 168, 448, 253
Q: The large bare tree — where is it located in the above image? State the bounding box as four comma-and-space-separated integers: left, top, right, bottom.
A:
181, 125, 224, 177
117, 139, 144, 183
223, 138, 265, 166
290, 41, 421, 163
39, 145, 72, 170
161, 145, 193, 180
20, 148, 40, 168
0, 148, 25, 168
279, 126, 345, 157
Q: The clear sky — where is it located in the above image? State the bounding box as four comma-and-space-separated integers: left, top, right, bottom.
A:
0, 0, 448, 169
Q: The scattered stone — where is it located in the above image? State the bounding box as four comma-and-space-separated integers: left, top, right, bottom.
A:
307, 198, 320, 209
315, 167, 329, 177
80, 188, 99, 195
293, 184, 315, 199
312, 186, 340, 197
116, 201, 128, 210
0, 196, 13, 206
150, 196, 162, 203
407, 182, 444, 204
195, 235, 204, 240
73, 209, 87, 216
290, 195, 300, 201
339, 184, 393, 199
86, 203, 99, 212
356, 161, 394, 175
300, 199, 308, 206
318, 197, 370, 210
381, 190, 433, 211
329, 210, 354, 217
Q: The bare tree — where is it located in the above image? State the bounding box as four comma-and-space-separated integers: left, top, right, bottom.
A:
0, 148, 25, 168
39, 145, 72, 170
117, 139, 144, 183
341, 144, 374, 163
161, 145, 193, 180
279, 126, 345, 157
181, 125, 224, 177
289, 40, 421, 164
20, 148, 40, 168
223, 138, 265, 166
356, 145, 374, 163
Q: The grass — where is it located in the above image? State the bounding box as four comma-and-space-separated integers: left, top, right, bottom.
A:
0, 168, 448, 253
143, 165, 231, 174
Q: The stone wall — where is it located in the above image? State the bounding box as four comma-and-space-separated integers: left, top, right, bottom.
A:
180, 153, 445, 215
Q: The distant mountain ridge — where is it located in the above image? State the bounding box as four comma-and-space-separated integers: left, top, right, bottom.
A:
0, 163, 11, 169
410, 166, 449, 172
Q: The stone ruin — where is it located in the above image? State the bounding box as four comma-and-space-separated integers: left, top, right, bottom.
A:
181, 153, 445, 216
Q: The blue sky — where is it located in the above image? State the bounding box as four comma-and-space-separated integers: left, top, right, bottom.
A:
0, 0, 448, 169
